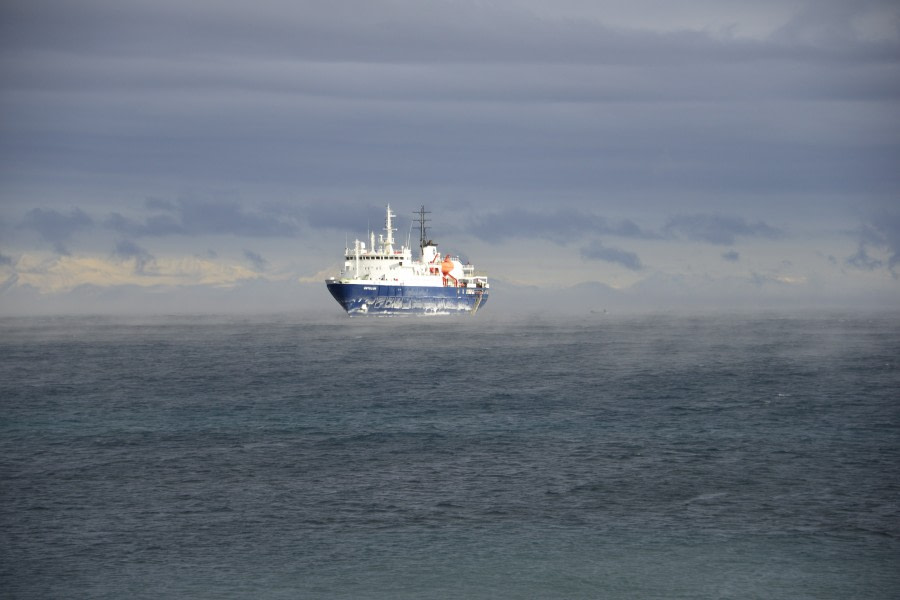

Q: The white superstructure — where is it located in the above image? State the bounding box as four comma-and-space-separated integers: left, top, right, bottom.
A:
333, 205, 487, 290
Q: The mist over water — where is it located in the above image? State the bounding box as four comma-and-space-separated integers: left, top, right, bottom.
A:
2, 312, 898, 599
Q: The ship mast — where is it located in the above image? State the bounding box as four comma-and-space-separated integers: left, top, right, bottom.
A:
414, 205, 432, 256
383, 204, 396, 254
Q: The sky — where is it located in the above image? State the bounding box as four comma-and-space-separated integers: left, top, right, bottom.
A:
1, 0, 898, 315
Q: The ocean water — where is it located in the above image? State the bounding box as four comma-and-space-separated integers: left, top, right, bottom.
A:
1, 311, 898, 599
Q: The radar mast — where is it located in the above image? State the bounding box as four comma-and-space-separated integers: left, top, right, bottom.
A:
414, 205, 435, 257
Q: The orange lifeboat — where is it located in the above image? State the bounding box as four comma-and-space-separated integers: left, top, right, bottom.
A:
441, 255, 454, 276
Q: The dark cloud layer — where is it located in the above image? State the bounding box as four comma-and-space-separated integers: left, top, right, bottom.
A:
469, 208, 656, 244
466, 207, 783, 250
305, 202, 384, 231
107, 198, 299, 238
847, 213, 900, 274
1, 0, 897, 203
243, 249, 267, 271
3, 0, 898, 65
664, 215, 783, 245
580, 240, 643, 270
21, 208, 93, 242
113, 239, 154, 273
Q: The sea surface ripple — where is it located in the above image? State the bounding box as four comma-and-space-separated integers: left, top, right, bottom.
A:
1, 312, 898, 599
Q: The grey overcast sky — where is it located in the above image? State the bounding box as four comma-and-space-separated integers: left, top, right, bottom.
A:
1, 0, 898, 314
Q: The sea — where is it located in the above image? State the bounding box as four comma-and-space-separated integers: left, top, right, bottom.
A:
1, 310, 898, 599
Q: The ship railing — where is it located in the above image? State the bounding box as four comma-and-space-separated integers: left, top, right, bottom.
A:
458, 277, 489, 288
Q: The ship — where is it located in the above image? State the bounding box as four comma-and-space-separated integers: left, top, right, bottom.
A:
326, 205, 490, 315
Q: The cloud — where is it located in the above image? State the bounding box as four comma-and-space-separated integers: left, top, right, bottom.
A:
8, 252, 260, 294
580, 239, 643, 271
5, 0, 897, 67
773, 0, 900, 47
0, 1, 898, 312
106, 212, 184, 237
113, 239, 149, 259
0, 273, 17, 294
469, 210, 782, 250
470, 208, 593, 244
105, 197, 299, 238
243, 249, 267, 271
664, 214, 783, 245
145, 197, 176, 211
179, 198, 298, 237
871, 215, 900, 271
468, 208, 656, 244
847, 214, 900, 274
305, 202, 383, 231
21, 208, 93, 243
2, 0, 896, 205
847, 244, 882, 271
113, 239, 154, 274
750, 272, 807, 287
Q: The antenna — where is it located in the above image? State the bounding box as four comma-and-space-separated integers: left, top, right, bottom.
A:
413, 205, 432, 254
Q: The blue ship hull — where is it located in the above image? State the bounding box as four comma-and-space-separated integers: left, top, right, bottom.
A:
327, 282, 488, 315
